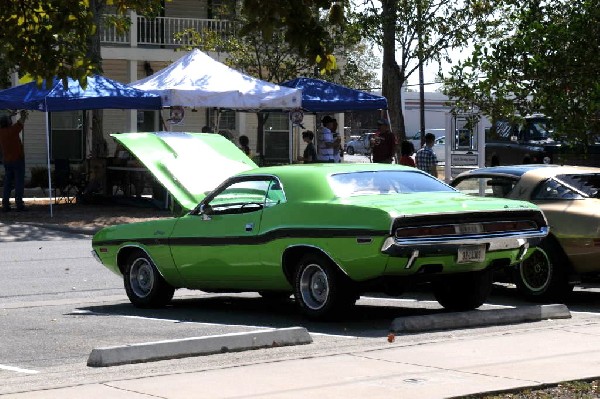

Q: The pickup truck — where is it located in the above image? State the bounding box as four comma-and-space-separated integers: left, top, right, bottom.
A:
485, 115, 600, 166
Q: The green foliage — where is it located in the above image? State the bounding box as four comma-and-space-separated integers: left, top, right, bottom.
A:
443, 0, 600, 141
0, 0, 164, 85
239, 0, 344, 73
349, 0, 494, 138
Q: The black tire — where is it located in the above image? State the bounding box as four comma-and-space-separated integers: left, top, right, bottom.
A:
124, 251, 175, 308
433, 269, 493, 311
346, 146, 355, 155
293, 253, 356, 320
258, 291, 292, 301
513, 238, 573, 302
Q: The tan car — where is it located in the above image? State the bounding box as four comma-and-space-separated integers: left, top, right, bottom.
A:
452, 164, 600, 301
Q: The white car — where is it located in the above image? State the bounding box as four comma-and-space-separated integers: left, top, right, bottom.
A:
345, 133, 374, 156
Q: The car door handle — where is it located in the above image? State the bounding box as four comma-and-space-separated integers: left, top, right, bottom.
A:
245, 223, 254, 232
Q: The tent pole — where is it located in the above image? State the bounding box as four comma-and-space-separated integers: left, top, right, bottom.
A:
288, 116, 293, 164
45, 108, 53, 217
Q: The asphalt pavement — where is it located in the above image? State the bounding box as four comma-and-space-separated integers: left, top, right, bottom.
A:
2, 202, 600, 398
3, 317, 600, 399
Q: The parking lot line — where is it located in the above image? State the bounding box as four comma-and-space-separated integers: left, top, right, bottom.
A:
0, 364, 39, 374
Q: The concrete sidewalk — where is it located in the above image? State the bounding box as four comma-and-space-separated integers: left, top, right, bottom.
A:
4, 322, 600, 399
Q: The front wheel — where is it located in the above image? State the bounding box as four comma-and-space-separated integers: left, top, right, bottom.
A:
346, 146, 355, 155
124, 251, 175, 308
514, 238, 573, 302
293, 253, 356, 320
433, 269, 493, 311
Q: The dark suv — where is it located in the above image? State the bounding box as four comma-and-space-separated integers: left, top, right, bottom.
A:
485, 115, 560, 165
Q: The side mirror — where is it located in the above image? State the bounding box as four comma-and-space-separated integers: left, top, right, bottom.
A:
200, 204, 213, 220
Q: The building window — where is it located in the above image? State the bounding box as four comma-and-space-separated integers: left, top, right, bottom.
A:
263, 113, 289, 164
207, 109, 236, 131
50, 111, 84, 161
137, 110, 158, 132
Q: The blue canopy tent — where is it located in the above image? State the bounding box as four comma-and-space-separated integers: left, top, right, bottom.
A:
280, 77, 388, 112
0, 75, 162, 215
279, 77, 388, 163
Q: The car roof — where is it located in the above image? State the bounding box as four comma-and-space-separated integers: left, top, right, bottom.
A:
238, 163, 426, 202
454, 164, 600, 181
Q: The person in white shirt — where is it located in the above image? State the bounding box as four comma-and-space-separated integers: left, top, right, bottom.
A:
331, 118, 342, 163
317, 115, 335, 162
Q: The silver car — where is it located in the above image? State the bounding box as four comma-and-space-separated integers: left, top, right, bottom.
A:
345, 133, 374, 156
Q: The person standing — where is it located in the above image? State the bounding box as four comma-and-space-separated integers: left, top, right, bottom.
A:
399, 140, 416, 167
300, 130, 317, 163
415, 132, 438, 176
317, 115, 335, 162
238, 135, 251, 156
331, 118, 342, 163
0, 110, 28, 212
371, 119, 396, 163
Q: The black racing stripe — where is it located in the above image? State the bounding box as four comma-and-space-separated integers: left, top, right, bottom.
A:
93, 228, 389, 247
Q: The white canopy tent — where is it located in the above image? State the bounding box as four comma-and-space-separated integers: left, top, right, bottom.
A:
130, 49, 302, 110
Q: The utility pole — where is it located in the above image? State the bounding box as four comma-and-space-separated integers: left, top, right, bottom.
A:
417, 0, 426, 147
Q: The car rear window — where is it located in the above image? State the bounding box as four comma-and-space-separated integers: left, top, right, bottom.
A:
555, 173, 600, 198
329, 170, 456, 197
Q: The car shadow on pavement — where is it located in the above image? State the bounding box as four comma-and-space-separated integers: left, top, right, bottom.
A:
487, 283, 600, 314
78, 294, 448, 338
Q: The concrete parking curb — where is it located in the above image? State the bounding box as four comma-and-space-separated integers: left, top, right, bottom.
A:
87, 327, 312, 367
390, 304, 571, 333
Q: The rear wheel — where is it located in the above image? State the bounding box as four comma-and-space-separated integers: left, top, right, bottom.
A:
346, 146, 355, 155
124, 251, 175, 308
514, 238, 573, 302
433, 269, 493, 311
293, 253, 356, 320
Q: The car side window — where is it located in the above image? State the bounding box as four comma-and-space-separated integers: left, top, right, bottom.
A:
208, 179, 271, 214
265, 179, 287, 207
532, 179, 584, 200
453, 176, 516, 198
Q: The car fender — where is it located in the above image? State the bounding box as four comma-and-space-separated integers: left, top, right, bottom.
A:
115, 243, 185, 288
281, 244, 349, 284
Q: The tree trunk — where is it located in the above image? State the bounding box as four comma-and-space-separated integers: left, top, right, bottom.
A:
381, 0, 405, 162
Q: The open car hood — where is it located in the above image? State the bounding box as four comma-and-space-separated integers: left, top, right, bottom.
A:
112, 132, 258, 211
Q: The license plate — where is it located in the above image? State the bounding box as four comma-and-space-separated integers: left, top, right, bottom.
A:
457, 245, 486, 263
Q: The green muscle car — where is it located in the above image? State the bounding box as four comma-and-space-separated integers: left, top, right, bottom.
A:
92, 132, 549, 319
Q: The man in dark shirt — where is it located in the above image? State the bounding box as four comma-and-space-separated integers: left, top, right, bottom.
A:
0, 110, 27, 212
371, 119, 396, 163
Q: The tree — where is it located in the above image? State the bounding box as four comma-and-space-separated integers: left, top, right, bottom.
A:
442, 0, 600, 141
352, 0, 495, 142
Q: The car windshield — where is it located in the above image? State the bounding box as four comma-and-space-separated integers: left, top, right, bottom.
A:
526, 118, 552, 140
555, 173, 600, 198
329, 170, 456, 197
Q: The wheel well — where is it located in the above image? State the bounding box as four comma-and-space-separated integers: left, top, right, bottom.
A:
543, 233, 572, 268
281, 246, 341, 285
116, 246, 146, 275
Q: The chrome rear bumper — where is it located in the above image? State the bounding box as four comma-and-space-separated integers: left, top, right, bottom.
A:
381, 227, 548, 259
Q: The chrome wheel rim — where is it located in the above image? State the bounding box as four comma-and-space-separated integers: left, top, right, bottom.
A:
299, 263, 329, 310
520, 248, 551, 292
129, 257, 155, 298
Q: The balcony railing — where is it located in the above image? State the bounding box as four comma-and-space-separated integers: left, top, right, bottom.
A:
100, 14, 233, 47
